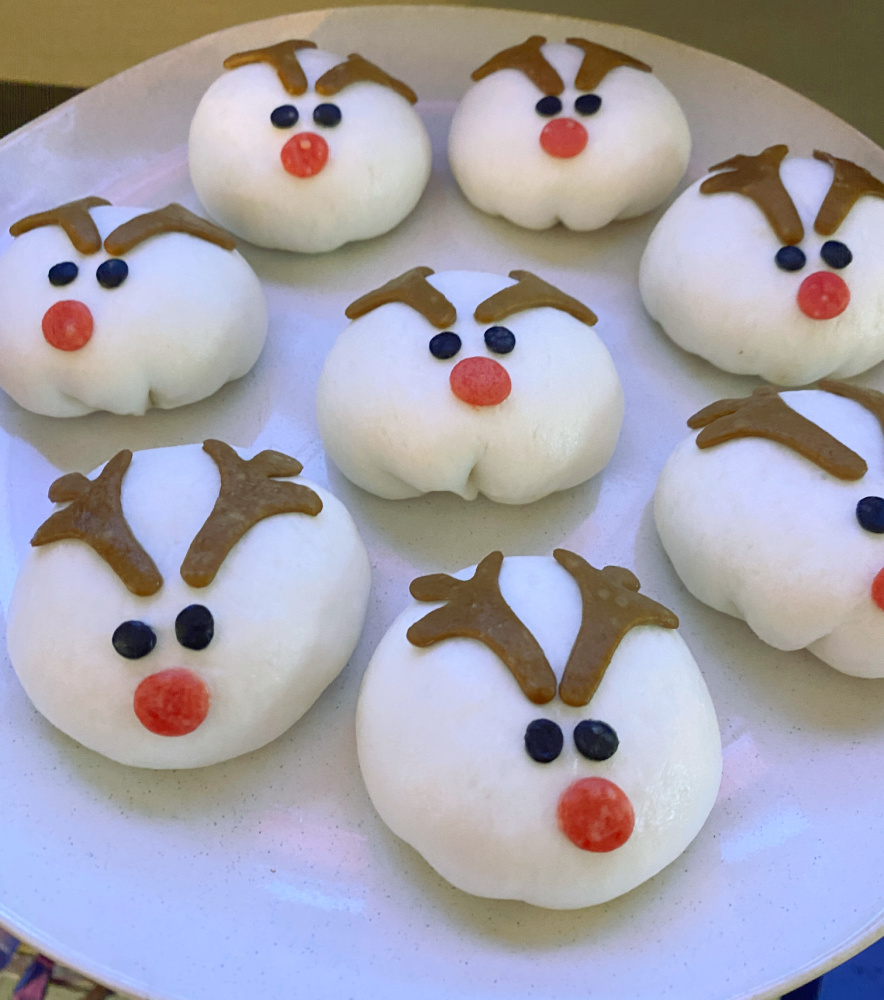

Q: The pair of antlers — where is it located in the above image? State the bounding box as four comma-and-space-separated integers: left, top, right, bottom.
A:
700, 145, 884, 244
407, 549, 678, 708
9, 198, 236, 256
345, 266, 598, 329
31, 441, 322, 596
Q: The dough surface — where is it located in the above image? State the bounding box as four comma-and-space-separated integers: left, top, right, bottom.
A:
357, 552, 721, 908
8, 442, 371, 768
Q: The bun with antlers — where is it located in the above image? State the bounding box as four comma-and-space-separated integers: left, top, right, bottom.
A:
0, 199, 266, 417
7, 441, 371, 768
356, 551, 721, 908
188, 40, 431, 253
640, 145, 884, 385
316, 268, 623, 504
656, 381, 884, 676
448, 36, 690, 231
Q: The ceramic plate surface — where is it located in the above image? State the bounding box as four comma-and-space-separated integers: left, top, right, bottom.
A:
1, 7, 883, 1000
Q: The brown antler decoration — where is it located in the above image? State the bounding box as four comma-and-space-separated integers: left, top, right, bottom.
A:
817, 379, 884, 439
180, 440, 323, 588
812, 151, 884, 236
31, 450, 163, 597
554, 549, 678, 707
566, 38, 651, 92
473, 270, 597, 328
406, 551, 557, 705
688, 384, 867, 480
471, 35, 564, 96
315, 53, 417, 104
104, 204, 236, 256
345, 266, 457, 329
9, 196, 110, 255
223, 39, 318, 95
700, 145, 804, 246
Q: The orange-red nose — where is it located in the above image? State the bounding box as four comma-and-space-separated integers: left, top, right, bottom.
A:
540, 118, 588, 159
42, 300, 93, 351
280, 132, 329, 177
133, 668, 210, 736
449, 356, 512, 407
557, 776, 635, 852
797, 271, 850, 320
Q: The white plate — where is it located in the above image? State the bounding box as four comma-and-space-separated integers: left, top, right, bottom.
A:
2, 7, 884, 1000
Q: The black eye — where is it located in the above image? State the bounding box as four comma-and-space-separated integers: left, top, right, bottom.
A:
820, 240, 852, 269
429, 331, 461, 360
775, 245, 806, 272
574, 720, 619, 761
484, 326, 515, 354
535, 95, 562, 117
271, 104, 299, 128
524, 719, 563, 763
112, 620, 156, 660
313, 103, 342, 127
96, 258, 128, 289
857, 496, 884, 533
574, 94, 602, 115
48, 261, 78, 286
175, 605, 214, 650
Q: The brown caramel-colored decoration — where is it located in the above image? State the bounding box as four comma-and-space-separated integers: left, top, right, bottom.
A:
31, 450, 163, 597
566, 38, 651, 92
223, 39, 317, 96
345, 266, 457, 329
700, 145, 804, 246
689, 384, 867, 481
180, 440, 323, 588
473, 270, 597, 328
812, 151, 884, 236
103, 204, 236, 256
9, 196, 110, 255
471, 35, 564, 96
818, 379, 884, 440
554, 549, 678, 707
315, 53, 417, 104
407, 550, 557, 705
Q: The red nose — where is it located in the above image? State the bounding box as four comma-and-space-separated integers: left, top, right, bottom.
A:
797, 271, 850, 319
872, 569, 884, 611
557, 777, 635, 852
133, 668, 210, 736
449, 356, 511, 407
42, 300, 93, 351
540, 118, 588, 159
280, 132, 329, 177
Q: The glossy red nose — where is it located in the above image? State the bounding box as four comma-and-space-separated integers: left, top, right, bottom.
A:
133, 668, 210, 736
796, 271, 850, 319
42, 300, 93, 351
280, 132, 329, 177
449, 356, 512, 407
557, 777, 635, 852
540, 118, 588, 159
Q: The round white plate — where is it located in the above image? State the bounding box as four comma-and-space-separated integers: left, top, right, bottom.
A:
2, 7, 883, 1000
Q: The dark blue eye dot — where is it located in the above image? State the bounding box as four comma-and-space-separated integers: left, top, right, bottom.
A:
175, 605, 214, 651
270, 104, 299, 128
429, 331, 462, 360
112, 620, 156, 660
574, 93, 602, 116
574, 719, 619, 761
313, 103, 342, 127
820, 240, 852, 269
775, 245, 806, 272
484, 326, 516, 354
48, 261, 78, 286
524, 718, 564, 763
96, 258, 129, 289
535, 95, 562, 117
856, 496, 884, 533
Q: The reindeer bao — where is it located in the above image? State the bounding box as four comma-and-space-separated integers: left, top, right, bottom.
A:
640, 146, 884, 385
655, 381, 884, 677
356, 551, 721, 908
7, 441, 371, 768
447, 36, 690, 231
0, 199, 267, 417
188, 39, 431, 253
316, 268, 623, 504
